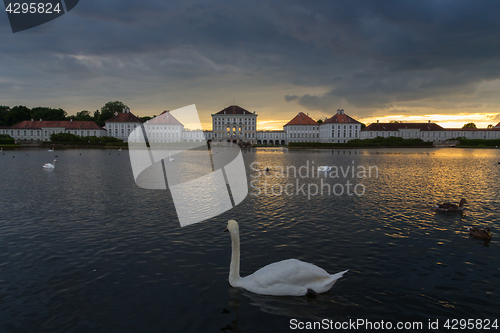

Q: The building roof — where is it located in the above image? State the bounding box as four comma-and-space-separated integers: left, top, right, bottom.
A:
11, 120, 105, 130
322, 109, 361, 124
445, 127, 500, 131
215, 105, 254, 115
105, 111, 142, 123
362, 122, 445, 131
146, 111, 183, 126
284, 112, 318, 126
494, 122, 500, 128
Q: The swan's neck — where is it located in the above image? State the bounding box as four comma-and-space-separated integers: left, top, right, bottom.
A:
229, 229, 241, 285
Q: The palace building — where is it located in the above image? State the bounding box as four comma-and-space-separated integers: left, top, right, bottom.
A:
3, 119, 106, 141
211, 105, 257, 144
319, 109, 362, 143
4, 104, 499, 145
104, 107, 143, 141
283, 112, 320, 143
360, 120, 500, 143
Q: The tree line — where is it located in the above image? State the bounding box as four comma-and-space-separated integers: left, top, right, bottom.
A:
0, 101, 153, 127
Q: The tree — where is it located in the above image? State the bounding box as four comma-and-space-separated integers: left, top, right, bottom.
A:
93, 110, 100, 122
139, 116, 152, 122
31, 107, 67, 121
0, 105, 10, 126
462, 122, 477, 129
5, 105, 31, 126
98, 101, 128, 126
317, 119, 323, 124
75, 110, 92, 121
360, 123, 366, 130
487, 124, 493, 129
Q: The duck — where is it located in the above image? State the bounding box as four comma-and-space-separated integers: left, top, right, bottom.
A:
317, 166, 331, 172
224, 220, 348, 296
433, 199, 467, 212
468, 226, 492, 241
43, 159, 57, 169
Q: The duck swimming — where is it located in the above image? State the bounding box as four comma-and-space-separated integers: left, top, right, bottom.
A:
468, 227, 492, 241
433, 199, 467, 212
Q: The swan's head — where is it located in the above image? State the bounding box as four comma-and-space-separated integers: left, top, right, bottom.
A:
224, 220, 239, 234
460, 199, 467, 205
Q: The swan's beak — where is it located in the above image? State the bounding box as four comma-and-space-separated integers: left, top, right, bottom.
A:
224, 228, 228, 232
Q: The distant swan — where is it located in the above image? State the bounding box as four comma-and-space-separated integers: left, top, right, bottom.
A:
168, 153, 174, 162
318, 166, 331, 172
433, 198, 467, 212
225, 220, 348, 296
118, 148, 122, 151
43, 159, 57, 169
48, 147, 54, 152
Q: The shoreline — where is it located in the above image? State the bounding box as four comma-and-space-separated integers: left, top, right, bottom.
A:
0, 144, 127, 150
2, 143, 499, 150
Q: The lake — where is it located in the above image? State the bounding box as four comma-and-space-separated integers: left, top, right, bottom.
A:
0, 147, 499, 332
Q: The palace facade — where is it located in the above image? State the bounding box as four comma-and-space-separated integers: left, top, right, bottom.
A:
319, 109, 362, 143
1, 119, 106, 141
3, 104, 499, 145
360, 121, 500, 142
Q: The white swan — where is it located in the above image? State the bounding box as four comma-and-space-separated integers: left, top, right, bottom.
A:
43, 159, 57, 169
48, 147, 54, 152
225, 220, 348, 296
318, 166, 331, 172
118, 148, 122, 151
168, 153, 174, 162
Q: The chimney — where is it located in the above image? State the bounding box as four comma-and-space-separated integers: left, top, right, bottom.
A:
39, 119, 42, 121
31, 119, 33, 121
115, 112, 118, 116
428, 120, 431, 123
377, 120, 379, 123
70, 119, 73, 122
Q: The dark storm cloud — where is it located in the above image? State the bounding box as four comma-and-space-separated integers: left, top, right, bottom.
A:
284, 95, 299, 102
1, 0, 500, 115
279, 1, 500, 113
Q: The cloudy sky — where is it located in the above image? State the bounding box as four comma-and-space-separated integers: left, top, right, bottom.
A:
2, 0, 500, 129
